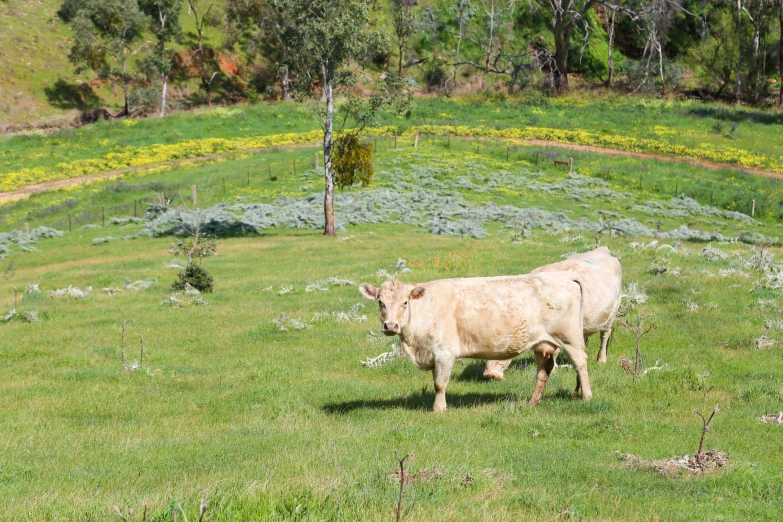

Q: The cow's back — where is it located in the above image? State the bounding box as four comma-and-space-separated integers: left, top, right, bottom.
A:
532, 247, 621, 333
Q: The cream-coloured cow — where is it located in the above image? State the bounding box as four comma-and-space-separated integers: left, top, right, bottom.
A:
359, 273, 592, 412
483, 247, 622, 381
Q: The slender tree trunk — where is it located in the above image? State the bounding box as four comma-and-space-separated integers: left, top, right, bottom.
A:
282, 68, 290, 101
398, 42, 404, 77
751, 16, 761, 103
736, 0, 743, 104
606, 8, 615, 87
322, 69, 335, 237
553, 21, 571, 94
121, 44, 130, 115
160, 73, 168, 117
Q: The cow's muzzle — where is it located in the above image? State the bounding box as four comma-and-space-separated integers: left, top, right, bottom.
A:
382, 322, 400, 335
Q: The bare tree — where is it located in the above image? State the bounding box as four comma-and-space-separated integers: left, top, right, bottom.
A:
390, 0, 417, 77
605, 5, 616, 86
451, 0, 533, 92
188, 0, 220, 106
448, 0, 476, 87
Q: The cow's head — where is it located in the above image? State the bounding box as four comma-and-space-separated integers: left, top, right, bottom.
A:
359, 279, 426, 335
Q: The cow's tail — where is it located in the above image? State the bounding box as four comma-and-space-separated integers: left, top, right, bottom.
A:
567, 270, 585, 339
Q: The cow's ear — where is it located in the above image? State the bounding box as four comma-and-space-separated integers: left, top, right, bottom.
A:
359, 283, 378, 300
410, 286, 426, 300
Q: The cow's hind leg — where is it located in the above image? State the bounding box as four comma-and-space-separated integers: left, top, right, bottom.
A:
597, 328, 611, 363
559, 339, 593, 401
432, 356, 455, 413
529, 346, 556, 406
484, 359, 513, 380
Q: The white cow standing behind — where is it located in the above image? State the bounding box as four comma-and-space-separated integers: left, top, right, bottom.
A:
360, 273, 593, 412
484, 247, 622, 381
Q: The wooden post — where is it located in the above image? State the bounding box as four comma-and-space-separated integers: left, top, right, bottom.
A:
675, 182, 678, 196
24, 223, 29, 235
191, 185, 198, 205
315, 152, 319, 169
447, 135, 450, 149
134, 200, 137, 217
293, 160, 297, 176
751, 199, 756, 217
247, 171, 250, 185
535, 152, 539, 165
506, 146, 509, 161
568, 157, 573, 174
639, 174, 642, 190
223, 177, 226, 193
101, 207, 105, 227
414, 130, 419, 148
394, 134, 397, 148
68, 213, 72, 232
710, 191, 713, 205
476, 139, 480, 154
268, 165, 272, 180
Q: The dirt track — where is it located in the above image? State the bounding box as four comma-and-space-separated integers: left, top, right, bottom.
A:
2, 138, 782, 203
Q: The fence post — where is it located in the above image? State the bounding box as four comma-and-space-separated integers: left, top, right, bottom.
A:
639, 174, 642, 191
751, 199, 756, 217
414, 130, 419, 148
447, 135, 450, 149
268, 165, 272, 180
247, 171, 250, 185
223, 177, 226, 193
535, 152, 539, 165
476, 139, 480, 155
710, 191, 713, 205
293, 160, 296, 176
134, 200, 137, 217
68, 213, 72, 232
24, 223, 29, 235
192, 185, 198, 205
394, 134, 397, 148
568, 157, 573, 174
101, 206, 105, 227
675, 182, 678, 196
506, 146, 509, 161
315, 152, 319, 169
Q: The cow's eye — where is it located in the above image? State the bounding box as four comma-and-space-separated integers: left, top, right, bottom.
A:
403, 300, 408, 306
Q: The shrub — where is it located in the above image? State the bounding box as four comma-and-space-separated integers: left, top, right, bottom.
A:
173, 263, 214, 293
333, 133, 374, 188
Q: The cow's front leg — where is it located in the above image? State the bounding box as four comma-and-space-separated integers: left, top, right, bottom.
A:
432, 356, 455, 413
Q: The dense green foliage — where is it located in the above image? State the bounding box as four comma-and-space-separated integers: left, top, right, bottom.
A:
173, 263, 214, 292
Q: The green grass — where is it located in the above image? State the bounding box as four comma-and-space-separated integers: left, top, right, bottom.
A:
2, 135, 783, 520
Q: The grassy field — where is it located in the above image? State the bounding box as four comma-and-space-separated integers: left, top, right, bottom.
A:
2, 116, 783, 520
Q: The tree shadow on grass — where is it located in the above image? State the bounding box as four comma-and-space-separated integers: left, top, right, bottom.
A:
44, 79, 102, 110
322, 391, 510, 413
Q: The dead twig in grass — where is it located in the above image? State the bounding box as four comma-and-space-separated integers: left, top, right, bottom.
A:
394, 451, 410, 522
619, 313, 655, 376
113, 505, 147, 522
693, 403, 720, 455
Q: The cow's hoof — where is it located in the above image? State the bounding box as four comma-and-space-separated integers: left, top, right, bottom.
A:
596, 356, 607, 364
433, 399, 447, 413
483, 372, 505, 381
528, 398, 541, 407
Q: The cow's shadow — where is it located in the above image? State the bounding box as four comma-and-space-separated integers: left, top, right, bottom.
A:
453, 357, 537, 382
322, 390, 512, 414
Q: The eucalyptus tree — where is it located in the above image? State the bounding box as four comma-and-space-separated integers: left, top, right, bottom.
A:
271, 0, 411, 237
58, 0, 147, 115
139, 0, 183, 116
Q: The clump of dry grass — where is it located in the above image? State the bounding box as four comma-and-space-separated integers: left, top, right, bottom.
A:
616, 450, 728, 478
760, 412, 783, 424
